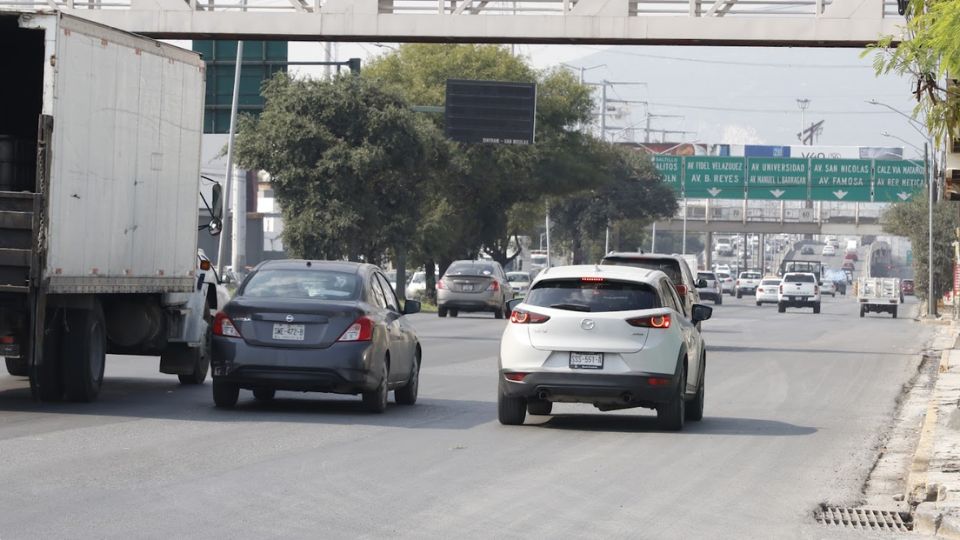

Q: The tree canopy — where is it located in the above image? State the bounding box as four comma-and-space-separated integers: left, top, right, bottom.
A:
883, 190, 960, 300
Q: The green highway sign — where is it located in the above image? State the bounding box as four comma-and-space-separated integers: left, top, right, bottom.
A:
652, 155, 682, 195
810, 159, 872, 202
683, 157, 745, 199
746, 158, 808, 200
874, 160, 925, 202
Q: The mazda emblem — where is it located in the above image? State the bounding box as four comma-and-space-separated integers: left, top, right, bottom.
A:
285, 315, 295, 323
580, 319, 596, 330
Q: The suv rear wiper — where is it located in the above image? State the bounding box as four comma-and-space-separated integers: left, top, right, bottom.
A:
549, 303, 592, 312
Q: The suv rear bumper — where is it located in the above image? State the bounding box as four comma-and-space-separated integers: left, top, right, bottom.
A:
779, 296, 819, 307
500, 371, 677, 409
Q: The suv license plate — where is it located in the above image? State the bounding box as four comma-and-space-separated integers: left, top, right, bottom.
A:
273, 323, 305, 341
570, 352, 603, 370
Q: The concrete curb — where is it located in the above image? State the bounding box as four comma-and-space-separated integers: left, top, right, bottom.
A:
908, 323, 960, 537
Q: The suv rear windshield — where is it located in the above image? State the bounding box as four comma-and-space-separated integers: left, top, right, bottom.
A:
446, 261, 497, 276
601, 257, 682, 284
242, 269, 360, 300
698, 272, 716, 280
525, 279, 659, 312
783, 273, 816, 283
740, 272, 761, 279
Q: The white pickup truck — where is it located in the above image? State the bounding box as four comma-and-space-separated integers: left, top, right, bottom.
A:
858, 277, 902, 318
777, 272, 821, 314
736, 271, 762, 298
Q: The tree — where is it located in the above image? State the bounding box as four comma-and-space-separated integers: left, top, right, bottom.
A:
364, 45, 599, 273
883, 190, 960, 301
549, 144, 678, 263
863, 0, 960, 146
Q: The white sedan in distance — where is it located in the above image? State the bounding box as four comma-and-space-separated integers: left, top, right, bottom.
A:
755, 277, 782, 306
498, 265, 712, 430
822, 244, 837, 256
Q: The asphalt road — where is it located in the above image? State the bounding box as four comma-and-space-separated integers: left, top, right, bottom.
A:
0, 292, 934, 539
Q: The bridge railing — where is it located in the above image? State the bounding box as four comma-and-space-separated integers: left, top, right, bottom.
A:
677, 199, 888, 224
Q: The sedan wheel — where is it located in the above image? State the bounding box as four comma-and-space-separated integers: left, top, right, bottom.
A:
212, 379, 239, 408
395, 355, 419, 405
362, 362, 389, 413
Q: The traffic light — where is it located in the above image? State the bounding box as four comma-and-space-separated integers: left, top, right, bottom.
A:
347, 58, 361, 74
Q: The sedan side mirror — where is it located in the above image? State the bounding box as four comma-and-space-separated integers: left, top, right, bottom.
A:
691, 304, 713, 324
403, 300, 421, 315
506, 297, 524, 313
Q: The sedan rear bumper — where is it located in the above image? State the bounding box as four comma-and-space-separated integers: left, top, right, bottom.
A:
500, 371, 677, 409
211, 337, 379, 393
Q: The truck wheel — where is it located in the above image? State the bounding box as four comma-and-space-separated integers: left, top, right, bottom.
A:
813, 303, 821, 314
212, 379, 239, 408
450, 309, 459, 318
860, 306, 865, 318
5, 357, 28, 377
736, 291, 742, 299
36, 310, 65, 402
715, 295, 722, 305
62, 303, 106, 402
777, 303, 786, 313
756, 301, 762, 307
438, 308, 447, 318
893, 307, 898, 319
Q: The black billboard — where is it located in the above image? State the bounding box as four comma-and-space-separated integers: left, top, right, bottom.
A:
444, 79, 537, 145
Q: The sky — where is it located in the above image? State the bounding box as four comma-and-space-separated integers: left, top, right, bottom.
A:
280, 42, 924, 156
164, 38, 925, 158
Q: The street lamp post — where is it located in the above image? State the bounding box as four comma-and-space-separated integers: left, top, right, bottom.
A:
881, 131, 937, 316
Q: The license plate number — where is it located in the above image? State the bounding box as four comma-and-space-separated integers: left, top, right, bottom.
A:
462, 284, 474, 291
272, 323, 305, 341
570, 352, 603, 370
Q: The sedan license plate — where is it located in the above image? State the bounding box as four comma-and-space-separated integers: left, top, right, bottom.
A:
462, 284, 474, 292
570, 352, 603, 370
272, 323, 305, 341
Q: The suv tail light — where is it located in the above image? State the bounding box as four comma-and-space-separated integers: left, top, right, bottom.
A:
510, 309, 550, 324
487, 280, 499, 291
627, 314, 671, 328
338, 316, 374, 342
675, 284, 688, 297
779, 285, 784, 294
213, 312, 241, 338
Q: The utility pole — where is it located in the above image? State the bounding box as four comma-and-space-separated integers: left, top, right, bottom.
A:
797, 98, 810, 145
927, 141, 937, 317
216, 40, 244, 275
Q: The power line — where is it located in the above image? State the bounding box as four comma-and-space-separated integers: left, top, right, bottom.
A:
579, 46, 874, 69
643, 101, 913, 114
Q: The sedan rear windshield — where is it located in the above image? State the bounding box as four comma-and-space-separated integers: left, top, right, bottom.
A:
446, 262, 497, 276
525, 279, 659, 312
601, 257, 682, 284
740, 272, 761, 279
761, 279, 781, 286
241, 269, 360, 300
783, 273, 816, 283
506, 273, 530, 283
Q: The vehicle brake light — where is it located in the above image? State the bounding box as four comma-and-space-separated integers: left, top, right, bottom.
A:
814, 285, 819, 294
581, 277, 605, 282
757, 288, 763, 293
213, 312, 241, 338
510, 310, 550, 324
0, 335, 14, 344
436, 279, 445, 290
779, 285, 784, 294
504, 372, 528, 382
736, 280, 741, 287
338, 316, 374, 342
487, 280, 499, 291
627, 314, 671, 329
648, 377, 671, 386
675, 284, 688, 297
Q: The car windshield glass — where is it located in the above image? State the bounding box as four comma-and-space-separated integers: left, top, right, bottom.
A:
761, 279, 781, 286
241, 269, 360, 300
506, 273, 529, 283
698, 272, 716, 280
602, 258, 682, 284
525, 279, 659, 312
784, 273, 816, 283
446, 262, 496, 276
741, 272, 761, 279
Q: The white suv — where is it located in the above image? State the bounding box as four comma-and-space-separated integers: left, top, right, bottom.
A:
498, 265, 713, 430
777, 272, 821, 313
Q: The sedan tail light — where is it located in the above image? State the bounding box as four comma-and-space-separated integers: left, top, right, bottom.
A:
213, 312, 241, 338
487, 280, 499, 291
627, 314, 671, 329
510, 309, 550, 324
338, 316, 374, 342
436, 279, 446, 290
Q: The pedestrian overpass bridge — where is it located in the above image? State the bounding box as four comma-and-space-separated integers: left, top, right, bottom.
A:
2, 0, 905, 45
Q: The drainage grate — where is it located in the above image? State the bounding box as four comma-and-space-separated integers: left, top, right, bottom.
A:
815, 506, 913, 532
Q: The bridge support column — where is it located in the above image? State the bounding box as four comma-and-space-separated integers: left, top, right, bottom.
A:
705, 231, 713, 269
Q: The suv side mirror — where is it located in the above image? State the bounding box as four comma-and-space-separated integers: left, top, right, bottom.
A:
403, 300, 421, 315
691, 304, 713, 324
506, 297, 524, 313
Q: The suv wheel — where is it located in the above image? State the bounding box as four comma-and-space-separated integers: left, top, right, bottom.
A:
813, 303, 821, 314
685, 359, 705, 422
212, 379, 239, 408
498, 382, 527, 425
438, 308, 448, 318
777, 302, 786, 313
736, 291, 742, 299
657, 365, 686, 431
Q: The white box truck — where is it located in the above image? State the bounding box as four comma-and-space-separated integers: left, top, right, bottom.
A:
0, 11, 219, 401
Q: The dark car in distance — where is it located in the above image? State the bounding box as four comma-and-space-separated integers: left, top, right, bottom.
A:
902, 279, 915, 296
210, 260, 422, 412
